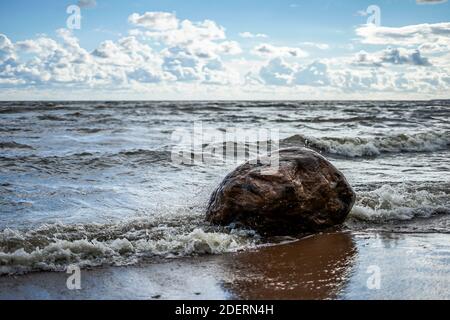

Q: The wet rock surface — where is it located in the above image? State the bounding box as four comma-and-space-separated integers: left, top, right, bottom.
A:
206, 148, 356, 235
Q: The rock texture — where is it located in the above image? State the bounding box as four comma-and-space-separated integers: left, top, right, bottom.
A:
206, 148, 356, 235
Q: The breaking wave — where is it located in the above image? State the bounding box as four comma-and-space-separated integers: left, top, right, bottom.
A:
0, 217, 259, 275
281, 131, 449, 158
1, 183, 449, 275
349, 184, 450, 222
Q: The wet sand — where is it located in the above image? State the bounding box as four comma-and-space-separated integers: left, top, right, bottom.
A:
1, 231, 449, 300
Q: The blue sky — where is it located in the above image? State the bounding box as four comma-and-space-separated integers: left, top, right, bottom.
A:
0, 0, 449, 99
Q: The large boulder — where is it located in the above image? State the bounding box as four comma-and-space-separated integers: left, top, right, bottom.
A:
206, 148, 355, 235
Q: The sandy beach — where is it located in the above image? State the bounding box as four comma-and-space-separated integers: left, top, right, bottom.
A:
1, 231, 449, 300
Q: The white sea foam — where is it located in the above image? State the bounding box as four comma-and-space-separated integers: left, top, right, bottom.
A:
283, 131, 449, 157
349, 184, 449, 222
0, 223, 258, 275
1, 183, 448, 275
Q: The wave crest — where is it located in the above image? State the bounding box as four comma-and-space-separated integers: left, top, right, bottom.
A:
282, 131, 449, 157
0, 219, 258, 275
349, 184, 449, 222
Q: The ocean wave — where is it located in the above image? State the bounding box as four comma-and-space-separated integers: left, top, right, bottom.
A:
37, 114, 68, 121
349, 184, 450, 222
1, 183, 448, 275
0, 218, 259, 275
0, 149, 173, 173
180, 130, 449, 162
281, 131, 449, 157
0, 142, 33, 150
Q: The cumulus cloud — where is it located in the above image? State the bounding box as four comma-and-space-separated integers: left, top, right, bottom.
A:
0, 11, 449, 98
338, 57, 450, 93
351, 50, 383, 67
332, 62, 449, 93
0, 34, 19, 85
239, 32, 268, 39
0, 34, 16, 62
380, 47, 431, 66
1, 30, 170, 87
252, 43, 308, 58
292, 61, 331, 86
352, 48, 431, 67
258, 58, 330, 86
0, 12, 243, 89
356, 22, 450, 53
1, 30, 96, 85
129, 13, 240, 62
134, 19, 227, 47
259, 58, 294, 85
129, 12, 179, 31
128, 12, 241, 84
253, 50, 449, 95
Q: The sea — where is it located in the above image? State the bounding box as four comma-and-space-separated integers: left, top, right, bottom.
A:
0, 100, 449, 275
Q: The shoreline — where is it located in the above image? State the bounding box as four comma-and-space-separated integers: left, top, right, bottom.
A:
1, 230, 449, 300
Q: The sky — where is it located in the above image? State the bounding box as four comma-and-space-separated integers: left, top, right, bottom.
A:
0, 0, 450, 100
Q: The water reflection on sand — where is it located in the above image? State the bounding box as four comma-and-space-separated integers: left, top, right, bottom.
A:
221, 232, 357, 299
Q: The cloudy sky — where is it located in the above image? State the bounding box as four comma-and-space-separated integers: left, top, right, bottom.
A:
0, 0, 449, 100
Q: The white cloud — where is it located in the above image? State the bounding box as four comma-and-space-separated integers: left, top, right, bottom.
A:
292, 61, 331, 86
129, 12, 179, 31
332, 59, 450, 93
380, 47, 431, 66
218, 41, 242, 55
130, 14, 237, 61
162, 47, 200, 82
0, 34, 16, 63
129, 12, 242, 83
351, 50, 382, 67
252, 49, 449, 96
352, 48, 431, 67
15, 37, 59, 56
1, 12, 449, 99
356, 23, 450, 53
259, 58, 295, 85
258, 58, 330, 86
0, 10, 245, 90
1, 29, 175, 87
252, 43, 308, 58
137, 19, 227, 47
239, 32, 268, 39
